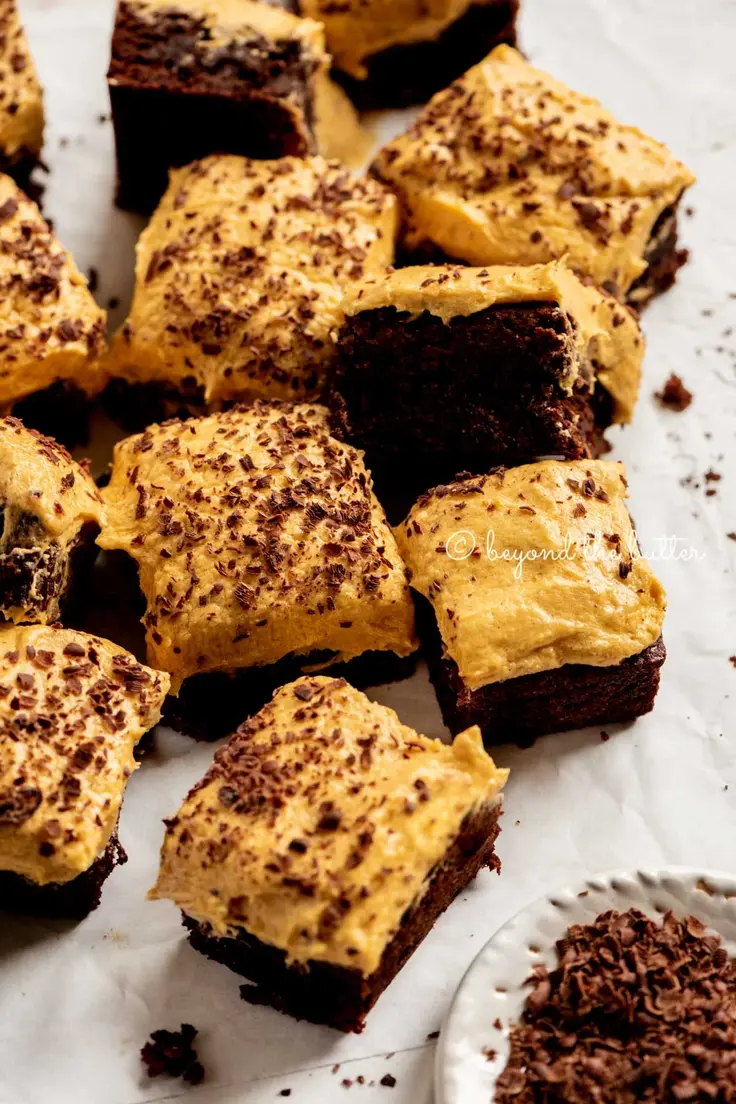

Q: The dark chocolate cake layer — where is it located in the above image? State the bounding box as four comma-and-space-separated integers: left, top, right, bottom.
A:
331, 0, 518, 109
418, 595, 666, 747
109, 0, 319, 212
0, 835, 127, 921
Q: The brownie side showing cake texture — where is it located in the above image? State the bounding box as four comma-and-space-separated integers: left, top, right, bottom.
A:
0, 1, 44, 190
0, 624, 169, 920
0, 175, 107, 449
0, 418, 106, 626
104, 154, 397, 424
300, 0, 518, 109
97, 403, 418, 742
395, 460, 667, 746
151, 676, 508, 1031
331, 262, 643, 519
373, 45, 696, 307
108, 0, 334, 213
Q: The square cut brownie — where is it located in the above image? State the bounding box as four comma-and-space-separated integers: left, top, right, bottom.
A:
98, 402, 418, 741
331, 262, 643, 518
373, 45, 696, 307
0, 417, 105, 625
299, 0, 518, 109
150, 675, 508, 1031
0, 175, 107, 448
395, 460, 667, 745
0, 2, 43, 188
105, 154, 397, 426
0, 623, 169, 919
108, 0, 366, 213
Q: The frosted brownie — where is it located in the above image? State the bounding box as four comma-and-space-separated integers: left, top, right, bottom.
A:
0, 175, 107, 447
98, 403, 418, 740
0, 1, 43, 187
0, 418, 105, 625
105, 154, 397, 425
300, 0, 518, 108
108, 0, 365, 212
332, 262, 643, 517
151, 675, 508, 1031
396, 460, 666, 745
0, 624, 169, 919
373, 46, 695, 307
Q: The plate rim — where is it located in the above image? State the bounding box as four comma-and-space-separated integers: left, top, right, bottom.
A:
435, 865, 736, 1104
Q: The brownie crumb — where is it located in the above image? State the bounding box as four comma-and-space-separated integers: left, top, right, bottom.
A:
278, 1091, 292, 1098
426, 1030, 440, 1040
655, 373, 693, 411
87, 267, 99, 294
495, 908, 736, 1103
730, 656, 736, 668
380, 1074, 397, 1088
140, 1023, 205, 1086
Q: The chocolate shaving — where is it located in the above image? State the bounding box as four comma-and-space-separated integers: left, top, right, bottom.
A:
495, 908, 736, 1103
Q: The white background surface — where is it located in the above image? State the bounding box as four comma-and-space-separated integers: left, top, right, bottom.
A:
2, 1, 736, 1101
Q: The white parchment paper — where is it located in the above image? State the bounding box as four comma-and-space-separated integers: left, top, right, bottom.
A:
2, 1, 735, 1101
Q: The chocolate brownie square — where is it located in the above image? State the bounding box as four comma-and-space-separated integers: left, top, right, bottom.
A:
151, 675, 508, 1030
108, 0, 335, 212
98, 402, 418, 740
105, 154, 397, 422
395, 461, 667, 745
0, 418, 105, 626
373, 45, 695, 307
300, 0, 518, 108
331, 262, 643, 519
0, 2, 44, 189
0, 624, 169, 919
0, 176, 107, 449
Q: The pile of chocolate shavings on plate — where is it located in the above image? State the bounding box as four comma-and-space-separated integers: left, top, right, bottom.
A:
494, 908, 736, 1102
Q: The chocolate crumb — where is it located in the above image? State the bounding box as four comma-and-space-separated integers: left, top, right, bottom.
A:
380, 1074, 397, 1088
140, 1023, 204, 1086
655, 373, 693, 412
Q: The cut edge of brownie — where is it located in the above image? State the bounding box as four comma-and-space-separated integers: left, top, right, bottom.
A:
0, 832, 127, 921
415, 595, 666, 747
181, 798, 502, 1032
164, 648, 418, 742
331, 0, 519, 109
108, 0, 321, 212
626, 196, 689, 309
0, 520, 101, 629
330, 301, 613, 521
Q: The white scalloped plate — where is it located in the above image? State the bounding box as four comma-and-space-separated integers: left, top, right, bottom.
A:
436, 868, 736, 1104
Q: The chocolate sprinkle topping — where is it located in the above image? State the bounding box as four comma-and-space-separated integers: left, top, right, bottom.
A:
495, 908, 736, 1102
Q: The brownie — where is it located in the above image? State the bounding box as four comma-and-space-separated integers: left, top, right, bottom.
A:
300, 0, 518, 109
395, 462, 667, 745
0, 2, 44, 188
105, 154, 397, 418
98, 403, 418, 738
331, 263, 643, 519
151, 676, 508, 1031
0, 834, 127, 921
0, 624, 169, 919
108, 0, 331, 212
184, 798, 501, 1030
0, 177, 107, 446
163, 647, 417, 742
0, 418, 105, 625
373, 45, 695, 306
420, 593, 666, 746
